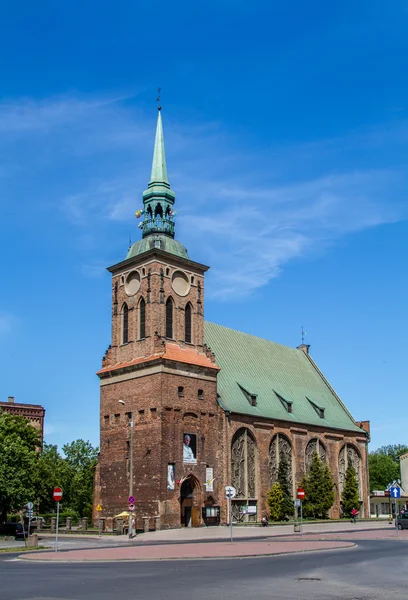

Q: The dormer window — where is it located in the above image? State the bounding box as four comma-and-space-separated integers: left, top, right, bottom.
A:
307, 397, 325, 419
238, 383, 257, 407
274, 391, 293, 413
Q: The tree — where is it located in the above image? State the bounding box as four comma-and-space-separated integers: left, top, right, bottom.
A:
377, 445, 408, 462
37, 443, 72, 513
300, 452, 335, 519
266, 483, 283, 521
277, 453, 294, 520
368, 453, 399, 491
0, 412, 41, 521
62, 440, 99, 518
341, 464, 360, 518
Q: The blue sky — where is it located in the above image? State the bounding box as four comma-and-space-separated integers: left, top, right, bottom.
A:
0, 0, 407, 453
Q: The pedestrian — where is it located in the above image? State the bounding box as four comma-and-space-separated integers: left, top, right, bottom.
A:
261, 516, 268, 527
351, 507, 358, 524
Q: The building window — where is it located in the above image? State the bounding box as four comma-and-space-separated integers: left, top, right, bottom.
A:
114, 413, 120, 424
139, 298, 146, 339
104, 415, 109, 425
178, 386, 184, 397
166, 267, 170, 276
307, 397, 325, 419
166, 297, 173, 338
121, 303, 129, 344
198, 389, 204, 400
185, 303, 192, 343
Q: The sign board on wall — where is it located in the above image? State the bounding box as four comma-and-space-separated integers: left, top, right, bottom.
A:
205, 468, 214, 492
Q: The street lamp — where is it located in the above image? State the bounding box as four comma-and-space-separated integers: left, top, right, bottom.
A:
118, 400, 134, 539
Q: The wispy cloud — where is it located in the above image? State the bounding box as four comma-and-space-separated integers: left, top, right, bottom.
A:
0, 311, 19, 337
1, 94, 407, 298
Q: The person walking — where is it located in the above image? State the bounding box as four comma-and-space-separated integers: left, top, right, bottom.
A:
351, 507, 358, 524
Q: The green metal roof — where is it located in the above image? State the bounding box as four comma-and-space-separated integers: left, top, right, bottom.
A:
126, 235, 189, 260
204, 321, 362, 434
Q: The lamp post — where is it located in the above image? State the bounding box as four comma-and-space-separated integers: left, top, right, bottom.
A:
119, 400, 134, 539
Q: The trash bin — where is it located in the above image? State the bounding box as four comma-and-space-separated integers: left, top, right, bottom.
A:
294, 523, 301, 533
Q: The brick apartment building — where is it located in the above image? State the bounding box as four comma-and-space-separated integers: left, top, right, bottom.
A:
0, 396, 45, 441
94, 109, 370, 529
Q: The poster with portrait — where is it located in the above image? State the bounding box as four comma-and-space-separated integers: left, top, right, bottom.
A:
167, 464, 175, 490
183, 433, 197, 463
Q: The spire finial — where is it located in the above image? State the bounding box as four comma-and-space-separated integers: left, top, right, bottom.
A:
301, 326, 306, 345
156, 87, 162, 111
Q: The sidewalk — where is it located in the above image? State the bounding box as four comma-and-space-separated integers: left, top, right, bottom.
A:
19, 539, 354, 562
133, 519, 393, 544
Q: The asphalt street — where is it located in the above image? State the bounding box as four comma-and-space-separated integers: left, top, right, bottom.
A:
1, 539, 407, 600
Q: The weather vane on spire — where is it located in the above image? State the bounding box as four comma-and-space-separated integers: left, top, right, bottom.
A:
156, 87, 162, 111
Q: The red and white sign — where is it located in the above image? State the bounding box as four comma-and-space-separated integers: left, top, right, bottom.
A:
297, 487, 305, 500
53, 487, 63, 502
128, 504, 135, 512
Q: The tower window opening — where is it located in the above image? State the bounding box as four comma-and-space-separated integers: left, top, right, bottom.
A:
166, 297, 173, 338
198, 389, 204, 400
185, 302, 192, 344
178, 386, 184, 397
142, 267, 146, 276
139, 298, 146, 339
166, 267, 170, 276
154, 203, 163, 217
121, 303, 129, 344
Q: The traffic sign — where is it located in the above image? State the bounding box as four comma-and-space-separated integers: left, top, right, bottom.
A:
128, 496, 135, 504
294, 499, 301, 507
225, 485, 237, 499
128, 504, 135, 512
96, 504, 103, 512
297, 487, 305, 500
390, 486, 401, 499
53, 487, 63, 502
26, 510, 33, 518
26, 502, 34, 510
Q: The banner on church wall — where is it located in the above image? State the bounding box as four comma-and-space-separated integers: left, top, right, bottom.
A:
205, 467, 214, 492
183, 433, 197, 463
167, 464, 175, 490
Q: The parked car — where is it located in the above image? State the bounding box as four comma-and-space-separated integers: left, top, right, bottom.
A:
0, 522, 28, 539
396, 513, 408, 530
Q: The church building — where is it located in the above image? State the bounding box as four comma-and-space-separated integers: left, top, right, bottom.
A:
94, 108, 370, 530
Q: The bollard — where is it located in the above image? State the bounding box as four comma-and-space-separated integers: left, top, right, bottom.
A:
116, 518, 123, 535
66, 517, 72, 532
154, 516, 160, 531
81, 517, 88, 531
51, 517, 57, 533
29, 533, 38, 548
37, 518, 42, 532
143, 517, 149, 533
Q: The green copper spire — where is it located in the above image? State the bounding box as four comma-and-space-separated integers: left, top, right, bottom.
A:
149, 110, 169, 186
140, 108, 176, 239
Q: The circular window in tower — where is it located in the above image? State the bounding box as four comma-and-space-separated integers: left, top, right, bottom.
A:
125, 271, 141, 296
171, 270, 190, 297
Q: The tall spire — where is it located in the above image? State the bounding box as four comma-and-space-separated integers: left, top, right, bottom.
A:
149, 110, 169, 187
139, 107, 176, 239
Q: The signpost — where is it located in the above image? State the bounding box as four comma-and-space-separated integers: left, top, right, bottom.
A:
297, 488, 305, 534
96, 504, 103, 537
53, 487, 63, 552
225, 485, 236, 543
390, 486, 401, 536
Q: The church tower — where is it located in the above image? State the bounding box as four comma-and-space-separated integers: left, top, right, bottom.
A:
95, 108, 225, 530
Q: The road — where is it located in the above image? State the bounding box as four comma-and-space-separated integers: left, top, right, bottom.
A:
1, 539, 407, 600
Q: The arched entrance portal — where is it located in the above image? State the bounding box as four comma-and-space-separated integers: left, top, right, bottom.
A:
180, 475, 201, 527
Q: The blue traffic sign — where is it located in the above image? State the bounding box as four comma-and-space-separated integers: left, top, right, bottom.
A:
390, 486, 401, 499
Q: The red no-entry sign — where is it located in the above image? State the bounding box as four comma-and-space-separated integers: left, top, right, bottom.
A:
53, 487, 63, 502
297, 487, 305, 500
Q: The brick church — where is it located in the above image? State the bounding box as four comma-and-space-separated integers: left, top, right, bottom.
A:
94, 108, 370, 530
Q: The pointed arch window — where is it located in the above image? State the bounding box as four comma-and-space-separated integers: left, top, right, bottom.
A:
121, 303, 129, 344
166, 297, 173, 338
139, 298, 146, 340
185, 303, 192, 344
